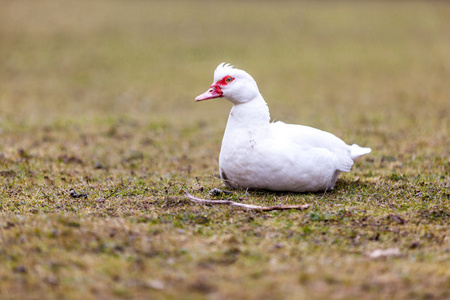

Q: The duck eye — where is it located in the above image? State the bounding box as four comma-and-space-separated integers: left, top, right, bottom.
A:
225, 76, 234, 83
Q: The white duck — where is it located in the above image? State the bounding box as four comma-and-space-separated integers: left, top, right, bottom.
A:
195, 63, 371, 192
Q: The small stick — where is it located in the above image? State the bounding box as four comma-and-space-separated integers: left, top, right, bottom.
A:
183, 191, 310, 211
104, 183, 124, 200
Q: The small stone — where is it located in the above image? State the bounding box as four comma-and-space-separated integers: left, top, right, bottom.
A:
409, 241, 420, 249
94, 161, 105, 169
209, 188, 232, 196
147, 279, 165, 290
13, 265, 27, 273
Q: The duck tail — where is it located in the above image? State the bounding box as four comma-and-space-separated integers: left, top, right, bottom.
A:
350, 144, 371, 160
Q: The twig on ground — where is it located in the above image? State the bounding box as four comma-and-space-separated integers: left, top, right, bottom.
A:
183, 191, 310, 211
104, 183, 124, 200
95, 183, 124, 202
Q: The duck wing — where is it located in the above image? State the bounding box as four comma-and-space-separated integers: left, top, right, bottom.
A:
270, 121, 356, 172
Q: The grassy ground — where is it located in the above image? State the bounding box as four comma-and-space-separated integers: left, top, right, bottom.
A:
1, 0, 449, 299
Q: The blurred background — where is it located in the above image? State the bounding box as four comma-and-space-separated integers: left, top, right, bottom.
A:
1, 0, 449, 170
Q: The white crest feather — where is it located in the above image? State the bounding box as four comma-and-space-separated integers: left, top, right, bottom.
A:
214, 63, 236, 82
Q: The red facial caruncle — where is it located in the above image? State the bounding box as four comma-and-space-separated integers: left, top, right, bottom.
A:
195, 75, 235, 102
216, 75, 235, 86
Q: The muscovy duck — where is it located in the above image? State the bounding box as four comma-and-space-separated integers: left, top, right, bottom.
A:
195, 63, 371, 192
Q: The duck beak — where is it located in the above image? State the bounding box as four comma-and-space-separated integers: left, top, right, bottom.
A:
195, 84, 223, 102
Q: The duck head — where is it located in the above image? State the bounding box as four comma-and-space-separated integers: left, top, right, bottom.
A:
195, 63, 260, 105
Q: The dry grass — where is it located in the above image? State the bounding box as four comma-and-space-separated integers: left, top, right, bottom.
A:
0, 0, 449, 299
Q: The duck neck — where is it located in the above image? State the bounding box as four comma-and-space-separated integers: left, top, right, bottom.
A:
227, 95, 271, 129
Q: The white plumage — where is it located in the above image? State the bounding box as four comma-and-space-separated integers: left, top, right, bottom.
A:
195, 63, 371, 192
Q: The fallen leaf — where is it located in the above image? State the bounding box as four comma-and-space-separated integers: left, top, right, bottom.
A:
366, 248, 401, 259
